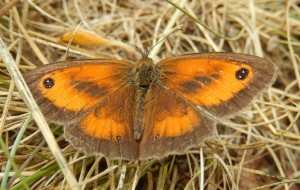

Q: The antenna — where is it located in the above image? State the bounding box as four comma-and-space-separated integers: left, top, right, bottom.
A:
106, 29, 183, 58
106, 34, 147, 58
147, 29, 183, 56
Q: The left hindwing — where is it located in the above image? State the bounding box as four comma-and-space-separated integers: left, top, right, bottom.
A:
65, 84, 139, 160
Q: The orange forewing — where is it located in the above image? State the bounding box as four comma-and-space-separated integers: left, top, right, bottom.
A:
159, 59, 253, 106
24, 52, 276, 160
24, 60, 133, 124
157, 53, 276, 117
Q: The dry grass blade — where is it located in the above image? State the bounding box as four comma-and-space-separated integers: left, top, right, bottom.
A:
0, 0, 299, 189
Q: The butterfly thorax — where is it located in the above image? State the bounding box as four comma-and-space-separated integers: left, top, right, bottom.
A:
133, 57, 158, 140
135, 57, 157, 87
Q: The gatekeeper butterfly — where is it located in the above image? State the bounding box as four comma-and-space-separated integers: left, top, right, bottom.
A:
24, 52, 277, 160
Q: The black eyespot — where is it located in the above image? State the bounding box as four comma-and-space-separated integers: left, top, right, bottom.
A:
116, 135, 122, 141
155, 134, 159, 139
43, 77, 55, 88
235, 68, 249, 80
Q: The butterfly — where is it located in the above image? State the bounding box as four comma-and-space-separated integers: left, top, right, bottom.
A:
24, 52, 277, 160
